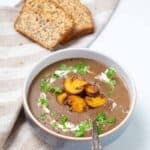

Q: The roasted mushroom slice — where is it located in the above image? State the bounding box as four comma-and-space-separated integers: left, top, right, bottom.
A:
64, 77, 87, 94
85, 96, 107, 108
85, 84, 99, 96
67, 95, 88, 112
56, 92, 68, 104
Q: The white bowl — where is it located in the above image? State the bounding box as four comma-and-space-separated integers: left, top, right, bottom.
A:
23, 48, 136, 150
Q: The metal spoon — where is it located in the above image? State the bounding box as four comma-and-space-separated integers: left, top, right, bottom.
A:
91, 120, 103, 150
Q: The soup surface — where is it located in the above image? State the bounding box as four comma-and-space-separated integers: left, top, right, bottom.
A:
28, 58, 130, 137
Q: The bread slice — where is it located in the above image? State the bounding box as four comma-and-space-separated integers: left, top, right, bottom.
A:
52, 0, 94, 43
14, 0, 74, 50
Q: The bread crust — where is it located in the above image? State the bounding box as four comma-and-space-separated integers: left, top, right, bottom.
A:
61, 5, 94, 44
14, 0, 74, 50
51, 0, 94, 44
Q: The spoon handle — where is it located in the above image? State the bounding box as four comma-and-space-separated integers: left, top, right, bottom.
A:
91, 120, 103, 150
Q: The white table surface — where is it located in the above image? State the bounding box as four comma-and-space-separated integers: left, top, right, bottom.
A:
1, 0, 150, 149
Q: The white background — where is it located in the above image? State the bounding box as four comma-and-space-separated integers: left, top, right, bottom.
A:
1, 0, 150, 149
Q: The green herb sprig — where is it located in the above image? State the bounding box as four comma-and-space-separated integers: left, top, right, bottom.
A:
59, 64, 69, 70
105, 68, 117, 87
95, 113, 116, 134
51, 73, 60, 79
40, 79, 62, 94
38, 96, 49, 108
60, 115, 68, 129
40, 79, 52, 93
73, 61, 90, 75
74, 121, 92, 137
59, 61, 90, 75
74, 113, 117, 137
51, 87, 62, 94
106, 68, 116, 79
96, 113, 116, 125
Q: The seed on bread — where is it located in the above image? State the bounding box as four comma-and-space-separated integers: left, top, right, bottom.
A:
15, 0, 74, 50
52, 0, 94, 43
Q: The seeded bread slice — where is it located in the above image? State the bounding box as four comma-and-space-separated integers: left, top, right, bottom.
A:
52, 0, 94, 43
14, 0, 74, 50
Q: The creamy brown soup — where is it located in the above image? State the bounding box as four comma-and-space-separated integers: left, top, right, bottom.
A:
28, 58, 130, 137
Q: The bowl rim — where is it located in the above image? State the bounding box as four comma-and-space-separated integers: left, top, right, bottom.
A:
23, 48, 137, 141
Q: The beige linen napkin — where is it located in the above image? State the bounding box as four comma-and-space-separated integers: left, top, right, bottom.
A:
0, 7, 50, 150
0, 1, 118, 149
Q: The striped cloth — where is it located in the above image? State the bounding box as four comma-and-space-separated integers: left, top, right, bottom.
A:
0, 1, 118, 149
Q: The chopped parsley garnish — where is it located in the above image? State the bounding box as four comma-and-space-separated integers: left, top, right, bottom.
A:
95, 113, 116, 134
51, 73, 60, 79
100, 68, 117, 89
79, 121, 92, 129
41, 61, 90, 91
74, 129, 85, 137
40, 79, 62, 95
106, 118, 117, 124
109, 79, 117, 87
59, 61, 90, 75
60, 115, 68, 126
96, 113, 106, 122
51, 87, 62, 94
96, 113, 116, 125
38, 96, 49, 108
106, 68, 116, 79
73, 61, 90, 75
105, 68, 117, 87
49, 113, 116, 137
74, 121, 92, 137
60, 115, 68, 129
40, 79, 52, 93
59, 64, 69, 70
38, 112, 48, 121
